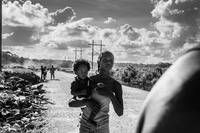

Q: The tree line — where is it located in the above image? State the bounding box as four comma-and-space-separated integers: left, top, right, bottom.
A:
2, 51, 172, 91
111, 63, 171, 91
2, 51, 73, 70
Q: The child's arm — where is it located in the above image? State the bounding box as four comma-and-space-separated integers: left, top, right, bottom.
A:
68, 98, 99, 109
71, 81, 87, 96
68, 97, 87, 107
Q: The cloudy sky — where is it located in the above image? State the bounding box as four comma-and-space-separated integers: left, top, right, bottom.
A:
2, 0, 200, 64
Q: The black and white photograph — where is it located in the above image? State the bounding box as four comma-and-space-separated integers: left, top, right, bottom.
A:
1, 0, 200, 133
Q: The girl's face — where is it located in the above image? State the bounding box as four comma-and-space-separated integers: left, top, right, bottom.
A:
76, 64, 88, 79
99, 53, 114, 72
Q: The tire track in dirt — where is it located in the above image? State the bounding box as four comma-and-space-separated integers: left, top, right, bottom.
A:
39, 71, 148, 133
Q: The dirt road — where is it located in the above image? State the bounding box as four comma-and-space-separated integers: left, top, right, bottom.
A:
40, 71, 148, 133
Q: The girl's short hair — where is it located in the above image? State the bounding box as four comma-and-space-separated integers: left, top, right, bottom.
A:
97, 50, 114, 72
73, 59, 90, 72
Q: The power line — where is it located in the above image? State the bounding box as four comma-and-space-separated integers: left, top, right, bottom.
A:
73, 48, 84, 61
89, 40, 105, 69
79, 48, 84, 59
0, 1, 2, 72
73, 48, 78, 61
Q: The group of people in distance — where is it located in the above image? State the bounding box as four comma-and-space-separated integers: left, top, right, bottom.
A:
40, 65, 56, 80
68, 44, 200, 133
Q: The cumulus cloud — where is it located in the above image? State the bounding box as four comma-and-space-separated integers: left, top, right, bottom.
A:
2, 32, 13, 39
39, 18, 98, 48
47, 42, 58, 49
72, 18, 94, 26
104, 0, 199, 62
116, 24, 164, 50
2, 1, 95, 48
2, 1, 53, 27
50, 7, 76, 24
104, 17, 116, 24
2, 1, 54, 46
3, 1, 162, 62
151, 0, 200, 48
119, 24, 140, 40
86, 24, 169, 61
4, 0, 199, 63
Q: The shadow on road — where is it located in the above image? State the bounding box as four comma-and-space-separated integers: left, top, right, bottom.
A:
50, 79, 60, 81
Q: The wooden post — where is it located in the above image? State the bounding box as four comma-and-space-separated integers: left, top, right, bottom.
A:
89, 40, 105, 69
74, 48, 84, 60
91, 40, 94, 69
100, 40, 103, 52
74, 48, 77, 61
0, 1, 2, 72
80, 48, 83, 59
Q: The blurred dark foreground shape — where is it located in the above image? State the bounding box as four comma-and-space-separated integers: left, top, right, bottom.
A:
136, 45, 200, 133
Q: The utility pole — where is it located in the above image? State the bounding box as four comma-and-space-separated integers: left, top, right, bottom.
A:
74, 48, 78, 61
89, 40, 105, 69
0, 1, 2, 72
91, 40, 94, 69
79, 48, 84, 59
100, 40, 103, 53
74, 48, 84, 60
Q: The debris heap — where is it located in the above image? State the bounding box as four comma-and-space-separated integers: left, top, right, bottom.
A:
0, 72, 47, 133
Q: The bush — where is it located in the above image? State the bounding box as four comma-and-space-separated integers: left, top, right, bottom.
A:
111, 63, 171, 91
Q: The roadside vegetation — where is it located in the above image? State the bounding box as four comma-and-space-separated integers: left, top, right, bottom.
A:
111, 63, 171, 91
2, 51, 171, 92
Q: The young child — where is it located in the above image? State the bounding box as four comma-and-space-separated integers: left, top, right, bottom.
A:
68, 59, 101, 127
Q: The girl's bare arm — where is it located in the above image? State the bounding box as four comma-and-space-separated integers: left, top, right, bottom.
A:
110, 81, 124, 116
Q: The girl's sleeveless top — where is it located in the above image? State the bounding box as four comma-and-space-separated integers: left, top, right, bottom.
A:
80, 90, 111, 126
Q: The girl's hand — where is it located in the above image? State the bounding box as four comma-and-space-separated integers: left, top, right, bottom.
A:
97, 83, 106, 88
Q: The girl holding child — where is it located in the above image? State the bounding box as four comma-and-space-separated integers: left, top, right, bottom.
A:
69, 51, 124, 133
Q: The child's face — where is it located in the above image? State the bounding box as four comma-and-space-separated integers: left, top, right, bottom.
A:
75, 64, 88, 79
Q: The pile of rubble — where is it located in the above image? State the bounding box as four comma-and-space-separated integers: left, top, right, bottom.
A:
0, 72, 48, 133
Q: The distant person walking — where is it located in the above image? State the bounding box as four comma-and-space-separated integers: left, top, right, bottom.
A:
40, 66, 45, 80
50, 65, 56, 80
43, 67, 47, 80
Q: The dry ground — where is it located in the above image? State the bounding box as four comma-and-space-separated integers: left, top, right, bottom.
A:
39, 71, 148, 133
